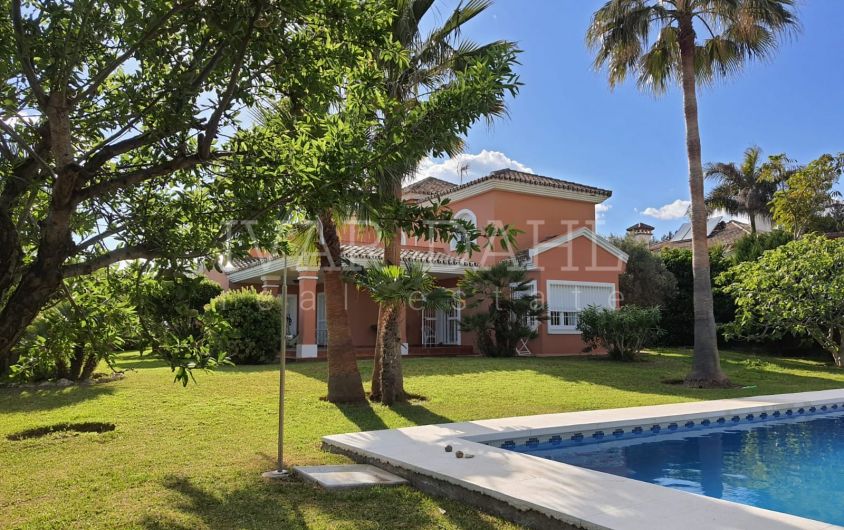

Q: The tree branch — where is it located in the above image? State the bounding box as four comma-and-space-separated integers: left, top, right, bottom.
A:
72, 3, 189, 106
11, 0, 48, 107
199, 4, 262, 159
73, 152, 227, 204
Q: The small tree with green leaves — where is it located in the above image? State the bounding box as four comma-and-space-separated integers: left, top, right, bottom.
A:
9, 273, 137, 383
612, 237, 676, 308
770, 154, 844, 238
459, 262, 546, 357
720, 235, 844, 367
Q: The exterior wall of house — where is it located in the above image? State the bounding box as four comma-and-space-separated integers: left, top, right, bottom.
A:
214, 178, 625, 357
446, 189, 599, 257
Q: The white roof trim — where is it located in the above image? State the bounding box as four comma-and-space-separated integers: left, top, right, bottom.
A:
436, 179, 610, 205
529, 227, 629, 263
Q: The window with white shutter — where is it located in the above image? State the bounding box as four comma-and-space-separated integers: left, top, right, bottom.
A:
546, 281, 616, 334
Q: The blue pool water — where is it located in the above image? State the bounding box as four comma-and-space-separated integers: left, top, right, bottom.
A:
512, 411, 844, 526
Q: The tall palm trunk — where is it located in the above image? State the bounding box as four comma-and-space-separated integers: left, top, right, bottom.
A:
678, 17, 729, 387
372, 179, 406, 402
376, 302, 403, 405
319, 212, 366, 403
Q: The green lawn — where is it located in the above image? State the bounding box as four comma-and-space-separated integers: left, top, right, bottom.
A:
2, 349, 843, 529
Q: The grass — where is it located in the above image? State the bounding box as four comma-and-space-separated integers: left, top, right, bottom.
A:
2, 349, 843, 529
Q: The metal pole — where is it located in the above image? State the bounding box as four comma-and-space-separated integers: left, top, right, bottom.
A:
264, 255, 289, 479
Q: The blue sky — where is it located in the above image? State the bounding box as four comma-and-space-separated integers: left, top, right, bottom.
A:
416, 0, 844, 237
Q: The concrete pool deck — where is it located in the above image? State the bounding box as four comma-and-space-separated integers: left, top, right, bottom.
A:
323, 389, 844, 530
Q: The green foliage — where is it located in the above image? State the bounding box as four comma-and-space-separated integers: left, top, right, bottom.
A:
577, 305, 662, 361
658, 246, 735, 346
720, 235, 844, 366
458, 262, 546, 357
612, 237, 677, 307
350, 262, 454, 311
205, 288, 282, 365
134, 272, 223, 351
10, 274, 137, 383
730, 229, 793, 264
586, 0, 797, 93
770, 154, 844, 237
704, 146, 789, 233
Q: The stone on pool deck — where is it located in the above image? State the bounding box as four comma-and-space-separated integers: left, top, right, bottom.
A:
293, 464, 407, 489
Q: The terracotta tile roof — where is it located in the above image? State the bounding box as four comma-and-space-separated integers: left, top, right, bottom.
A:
402, 176, 455, 196
651, 220, 752, 252
342, 245, 476, 267
226, 245, 475, 277
627, 222, 655, 232
402, 168, 612, 199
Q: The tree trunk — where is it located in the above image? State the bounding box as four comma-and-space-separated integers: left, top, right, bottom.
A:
319, 212, 366, 403
370, 305, 384, 401
68, 344, 86, 381
678, 17, 730, 388
749, 214, 757, 234
373, 176, 407, 399
377, 303, 403, 405
80, 352, 99, 381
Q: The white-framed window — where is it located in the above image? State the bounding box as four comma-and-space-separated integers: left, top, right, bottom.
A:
510, 280, 538, 331
546, 280, 616, 334
450, 209, 477, 252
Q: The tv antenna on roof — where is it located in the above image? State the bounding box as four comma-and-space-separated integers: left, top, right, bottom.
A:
458, 162, 470, 184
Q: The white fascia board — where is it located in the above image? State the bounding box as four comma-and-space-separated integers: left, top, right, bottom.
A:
529, 227, 629, 263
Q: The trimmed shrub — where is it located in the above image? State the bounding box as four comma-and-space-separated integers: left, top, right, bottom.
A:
577, 305, 662, 361
205, 288, 282, 364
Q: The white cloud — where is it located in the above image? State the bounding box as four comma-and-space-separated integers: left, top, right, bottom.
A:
642, 199, 691, 220
412, 150, 534, 185
595, 202, 611, 225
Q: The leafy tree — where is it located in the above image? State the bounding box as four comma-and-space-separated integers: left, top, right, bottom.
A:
612, 237, 676, 308
730, 229, 793, 264
705, 146, 789, 233
720, 236, 844, 367
240, 0, 519, 403
366, 0, 519, 401
587, 0, 796, 387
578, 305, 662, 361
770, 154, 844, 237
658, 246, 734, 348
350, 262, 454, 405
0, 0, 393, 375
9, 273, 137, 382
459, 262, 546, 357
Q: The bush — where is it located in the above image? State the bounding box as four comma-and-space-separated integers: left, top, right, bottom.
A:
205, 288, 282, 364
577, 305, 662, 361
611, 237, 677, 307
658, 246, 734, 346
731, 229, 793, 264
135, 273, 223, 353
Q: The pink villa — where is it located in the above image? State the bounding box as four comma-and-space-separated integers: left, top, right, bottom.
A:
207, 169, 628, 359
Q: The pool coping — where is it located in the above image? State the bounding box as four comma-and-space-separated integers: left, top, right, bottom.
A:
323, 389, 844, 530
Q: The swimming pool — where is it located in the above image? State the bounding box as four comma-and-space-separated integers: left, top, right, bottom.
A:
508, 409, 844, 526
325, 390, 844, 529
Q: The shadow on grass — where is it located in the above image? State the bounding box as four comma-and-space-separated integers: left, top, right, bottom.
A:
140, 473, 504, 530
0, 383, 117, 413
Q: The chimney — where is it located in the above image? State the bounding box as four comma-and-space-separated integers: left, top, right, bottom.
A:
626, 223, 655, 244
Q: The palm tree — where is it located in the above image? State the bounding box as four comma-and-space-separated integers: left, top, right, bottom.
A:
371, 0, 515, 400
352, 262, 455, 405
705, 146, 787, 233
587, 0, 796, 387
287, 214, 366, 403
